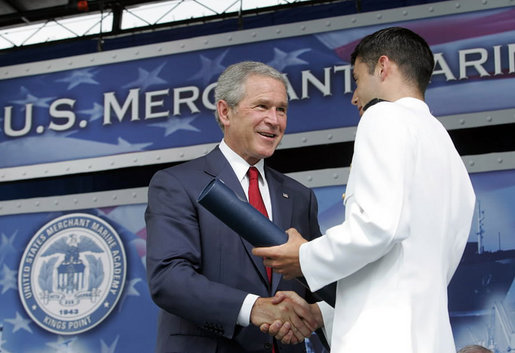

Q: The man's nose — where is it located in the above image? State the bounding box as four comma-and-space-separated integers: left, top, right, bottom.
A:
265, 108, 281, 124
351, 91, 359, 106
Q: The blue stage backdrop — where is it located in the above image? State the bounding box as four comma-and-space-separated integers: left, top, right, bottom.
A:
0, 204, 158, 353
0, 169, 514, 352
0, 5, 514, 169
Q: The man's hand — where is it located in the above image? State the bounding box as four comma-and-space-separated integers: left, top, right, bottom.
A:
252, 228, 307, 280
250, 291, 316, 344
258, 291, 324, 344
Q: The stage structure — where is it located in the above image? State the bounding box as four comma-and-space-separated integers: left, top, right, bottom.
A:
0, 1, 514, 352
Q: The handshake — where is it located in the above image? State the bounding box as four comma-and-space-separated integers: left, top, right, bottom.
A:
250, 291, 323, 344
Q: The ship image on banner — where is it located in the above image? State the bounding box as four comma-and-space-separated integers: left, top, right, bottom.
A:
17, 213, 127, 335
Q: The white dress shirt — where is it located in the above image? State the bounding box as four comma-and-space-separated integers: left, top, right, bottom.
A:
218, 139, 271, 327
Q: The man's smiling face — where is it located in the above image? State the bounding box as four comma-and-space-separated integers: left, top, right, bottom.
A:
221, 74, 288, 165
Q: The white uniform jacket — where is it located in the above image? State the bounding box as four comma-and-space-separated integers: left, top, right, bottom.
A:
300, 98, 475, 353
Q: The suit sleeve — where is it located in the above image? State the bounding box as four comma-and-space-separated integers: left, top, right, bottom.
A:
300, 104, 414, 291
145, 169, 247, 339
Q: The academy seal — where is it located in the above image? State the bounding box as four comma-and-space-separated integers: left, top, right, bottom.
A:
18, 213, 127, 335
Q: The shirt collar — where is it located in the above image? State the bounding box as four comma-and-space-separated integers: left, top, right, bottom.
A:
219, 139, 266, 182
394, 97, 430, 114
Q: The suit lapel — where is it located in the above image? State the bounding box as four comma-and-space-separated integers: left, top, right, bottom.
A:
203, 147, 246, 199
266, 169, 292, 293
203, 147, 270, 287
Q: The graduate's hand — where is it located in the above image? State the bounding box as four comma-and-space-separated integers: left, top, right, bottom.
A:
250, 293, 314, 344
259, 291, 323, 344
252, 228, 306, 280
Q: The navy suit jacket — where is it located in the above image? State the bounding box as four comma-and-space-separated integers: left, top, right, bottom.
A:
145, 146, 322, 353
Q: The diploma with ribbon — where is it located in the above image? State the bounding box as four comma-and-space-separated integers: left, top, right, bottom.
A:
198, 178, 335, 307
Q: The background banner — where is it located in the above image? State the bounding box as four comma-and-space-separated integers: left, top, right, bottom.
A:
1, 6, 514, 169
0, 169, 513, 352
0, 205, 158, 353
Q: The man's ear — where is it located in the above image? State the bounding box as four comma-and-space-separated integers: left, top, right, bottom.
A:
376, 55, 390, 80
217, 100, 231, 127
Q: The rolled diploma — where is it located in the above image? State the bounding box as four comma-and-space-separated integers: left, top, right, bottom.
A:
198, 178, 335, 307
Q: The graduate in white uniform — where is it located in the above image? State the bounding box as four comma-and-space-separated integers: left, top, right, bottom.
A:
253, 27, 476, 353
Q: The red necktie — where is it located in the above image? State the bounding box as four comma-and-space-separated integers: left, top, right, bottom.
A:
247, 167, 272, 284
248, 167, 277, 352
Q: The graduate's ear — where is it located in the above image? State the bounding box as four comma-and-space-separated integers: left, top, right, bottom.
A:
376, 55, 392, 81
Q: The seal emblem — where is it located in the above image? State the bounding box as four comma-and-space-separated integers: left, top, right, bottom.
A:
18, 213, 127, 335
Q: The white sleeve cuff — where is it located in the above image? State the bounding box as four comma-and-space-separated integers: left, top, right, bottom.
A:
237, 294, 259, 327
317, 301, 334, 347
300, 240, 323, 292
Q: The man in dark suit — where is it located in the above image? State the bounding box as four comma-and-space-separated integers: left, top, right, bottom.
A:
145, 61, 323, 353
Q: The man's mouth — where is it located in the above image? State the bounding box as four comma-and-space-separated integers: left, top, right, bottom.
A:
258, 132, 276, 138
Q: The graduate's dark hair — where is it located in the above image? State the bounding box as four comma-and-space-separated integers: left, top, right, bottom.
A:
351, 27, 435, 94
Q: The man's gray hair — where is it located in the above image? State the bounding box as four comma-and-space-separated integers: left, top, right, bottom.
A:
214, 61, 287, 129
